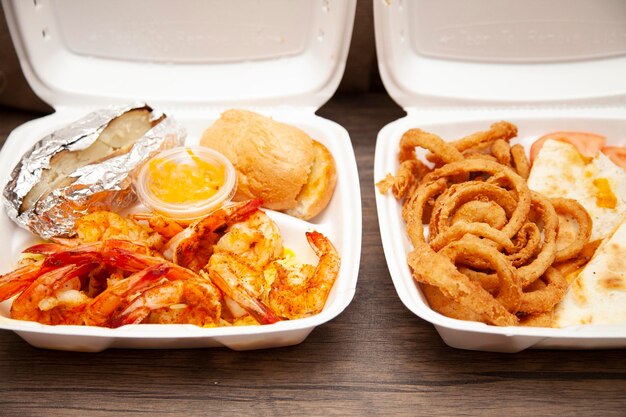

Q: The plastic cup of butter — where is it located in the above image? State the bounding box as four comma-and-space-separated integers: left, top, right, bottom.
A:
133, 146, 237, 221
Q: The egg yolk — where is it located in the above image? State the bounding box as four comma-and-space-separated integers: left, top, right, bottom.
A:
148, 150, 225, 204
593, 178, 617, 209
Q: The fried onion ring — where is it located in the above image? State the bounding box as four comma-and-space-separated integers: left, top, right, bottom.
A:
421, 160, 531, 239
457, 267, 499, 294
451, 200, 508, 229
516, 192, 558, 288
507, 222, 541, 267
439, 236, 521, 314
404, 180, 519, 325
519, 311, 553, 327
422, 283, 486, 323
407, 247, 519, 326
491, 139, 511, 166
551, 197, 592, 263
429, 222, 515, 253
462, 151, 498, 162
452, 121, 518, 153
426, 121, 518, 165
510, 144, 530, 179
398, 129, 464, 164
391, 159, 430, 200
428, 179, 520, 239
403, 179, 448, 246
519, 267, 567, 314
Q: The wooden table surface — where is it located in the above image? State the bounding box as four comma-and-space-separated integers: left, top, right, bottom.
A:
0, 94, 625, 417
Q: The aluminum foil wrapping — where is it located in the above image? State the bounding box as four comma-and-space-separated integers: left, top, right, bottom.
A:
2, 103, 186, 239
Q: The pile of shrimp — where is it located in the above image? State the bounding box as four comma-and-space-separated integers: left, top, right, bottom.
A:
0, 200, 340, 327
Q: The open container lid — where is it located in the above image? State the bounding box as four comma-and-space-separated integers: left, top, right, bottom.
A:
3, 0, 355, 110
374, 0, 626, 109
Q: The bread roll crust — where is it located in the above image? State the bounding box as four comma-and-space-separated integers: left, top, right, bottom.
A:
200, 109, 315, 211
201, 109, 337, 218
285, 140, 337, 220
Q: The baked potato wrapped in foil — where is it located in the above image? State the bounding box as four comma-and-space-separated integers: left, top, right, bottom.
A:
3, 103, 185, 239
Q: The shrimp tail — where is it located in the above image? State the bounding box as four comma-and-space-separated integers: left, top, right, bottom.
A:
210, 267, 279, 325
226, 199, 263, 223
0, 263, 42, 302
23, 243, 70, 255
130, 212, 186, 239
305, 231, 340, 291
169, 199, 264, 271
108, 306, 152, 328
41, 242, 103, 268
109, 268, 177, 327
85, 263, 170, 327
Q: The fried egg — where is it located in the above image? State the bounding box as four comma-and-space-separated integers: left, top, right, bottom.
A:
527, 139, 626, 242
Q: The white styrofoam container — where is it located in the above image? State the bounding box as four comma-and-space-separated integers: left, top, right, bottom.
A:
373, 0, 626, 352
0, 0, 361, 351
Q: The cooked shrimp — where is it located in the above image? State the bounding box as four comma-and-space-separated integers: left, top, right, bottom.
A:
164, 199, 262, 271
0, 242, 110, 305
2, 238, 226, 327
83, 263, 171, 327
77, 211, 153, 243
214, 210, 283, 270
209, 252, 279, 324
111, 273, 222, 327
10, 263, 94, 325
3, 239, 152, 307
0, 261, 44, 302
204, 209, 282, 322
23, 239, 150, 272
267, 231, 340, 320
51, 211, 162, 249
130, 212, 187, 239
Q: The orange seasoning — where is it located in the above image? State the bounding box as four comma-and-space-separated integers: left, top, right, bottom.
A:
592, 178, 617, 209
148, 149, 225, 204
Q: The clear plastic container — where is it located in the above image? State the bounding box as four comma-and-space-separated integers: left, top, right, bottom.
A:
133, 146, 237, 221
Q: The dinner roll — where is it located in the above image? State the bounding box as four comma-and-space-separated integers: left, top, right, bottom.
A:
200, 109, 336, 219
284, 140, 337, 220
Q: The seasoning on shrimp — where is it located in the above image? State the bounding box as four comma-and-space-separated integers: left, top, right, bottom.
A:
0, 200, 342, 328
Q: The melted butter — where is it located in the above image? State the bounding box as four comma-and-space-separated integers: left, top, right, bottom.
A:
149, 150, 225, 204
592, 178, 617, 209
281, 247, 296, 260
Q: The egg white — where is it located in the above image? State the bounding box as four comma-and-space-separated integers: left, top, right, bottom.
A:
527, 140, 626, 242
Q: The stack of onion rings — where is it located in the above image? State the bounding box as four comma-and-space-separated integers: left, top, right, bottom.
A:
377, 122, 593, 327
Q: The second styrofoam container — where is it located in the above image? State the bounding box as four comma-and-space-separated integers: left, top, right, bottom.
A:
373, 0, 626, 352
